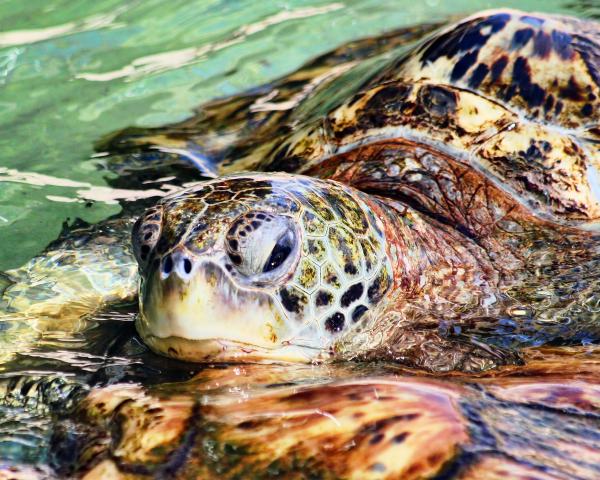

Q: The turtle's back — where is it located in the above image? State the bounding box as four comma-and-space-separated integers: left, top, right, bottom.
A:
244, 10, 598, 229
382, 9, 600, 130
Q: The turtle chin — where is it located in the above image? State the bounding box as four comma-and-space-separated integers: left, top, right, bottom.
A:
136, 261, 324, 364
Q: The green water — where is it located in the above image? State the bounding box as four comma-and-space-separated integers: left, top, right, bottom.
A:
0, 0, 597, 270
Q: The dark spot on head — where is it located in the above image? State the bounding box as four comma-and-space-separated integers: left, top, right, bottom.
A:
551, 30, 573, 59
468, 63, 489, 89
360, 84, 413, 129
325, 312, 345, 333
525, 143, 543, 161
280, 288, 303, 314
256, 213, 266, 220
393, 432, 410, 443
511, 28, 534, 50
340, 283, 364, 308
420, 85, 457, 117
229, 253, 242, 265
352, 305, 369, 322
315, 290, 333, 307
228, 239, 239, 251
450, 50, 479, 82
504, 83, 517, 101
512, 56, 530, 88
533, 30, 552, 58
144, 232, 152, 241
344, 262, 358, 276
512, 56, 545, 107
490, 56, 509, 83
582, 103, 593, 116
540, 140, 552, 152
183, 258, 192, 274
427, 452, 444, 465
419, 13, 510, 65
555, 100, 564, 115
140, 244, 150, 261
370, 433, 385, 445
560, 76, 584, 101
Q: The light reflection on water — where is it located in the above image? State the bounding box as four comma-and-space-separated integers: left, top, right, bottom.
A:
0, 0, 599, 474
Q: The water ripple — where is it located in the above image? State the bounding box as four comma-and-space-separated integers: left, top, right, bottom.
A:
76, 3, 345, 82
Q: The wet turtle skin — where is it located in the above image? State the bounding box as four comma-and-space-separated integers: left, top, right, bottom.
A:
36, 347, 600, 480
122, 9, 600, 371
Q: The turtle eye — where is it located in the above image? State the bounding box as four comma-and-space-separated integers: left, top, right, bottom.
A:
263, 231, 294, 273
226, 211, 299, 280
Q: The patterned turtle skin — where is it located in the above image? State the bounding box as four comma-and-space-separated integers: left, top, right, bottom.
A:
134, 174, 392, 364
120, 9, 600, 372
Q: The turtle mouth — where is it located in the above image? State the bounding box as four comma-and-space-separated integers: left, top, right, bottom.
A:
136, 256, 323, 363
135, 326, 325, 364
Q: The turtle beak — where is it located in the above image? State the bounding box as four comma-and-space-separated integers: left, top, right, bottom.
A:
136, 256, 320, 363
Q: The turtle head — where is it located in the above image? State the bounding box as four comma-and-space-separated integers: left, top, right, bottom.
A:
133, 173, 392, 363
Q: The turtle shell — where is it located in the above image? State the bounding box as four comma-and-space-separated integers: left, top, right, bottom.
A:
254, 10, 600, 229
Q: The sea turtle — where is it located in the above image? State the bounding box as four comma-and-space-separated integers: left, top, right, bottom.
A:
110, 8, 600, 372
2, 8, 600, 371
1, 7, 600, 477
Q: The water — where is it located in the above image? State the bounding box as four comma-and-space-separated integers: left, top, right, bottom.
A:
0, 0, 599, 476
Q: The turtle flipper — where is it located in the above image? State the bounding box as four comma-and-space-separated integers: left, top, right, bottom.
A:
53, 358, 600, 479
0, 218, 138, 362
95, 22, 440, 178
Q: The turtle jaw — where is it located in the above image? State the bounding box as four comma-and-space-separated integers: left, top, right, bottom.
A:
136, 260, 324, 364
135, 329, 324, 364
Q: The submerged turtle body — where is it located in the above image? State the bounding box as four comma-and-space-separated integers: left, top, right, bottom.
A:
117, 9, 600, 371
47, 349, 600, 479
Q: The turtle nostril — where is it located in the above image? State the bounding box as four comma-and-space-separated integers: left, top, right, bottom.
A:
183, 258, 192, 274
163, 256, 173, 275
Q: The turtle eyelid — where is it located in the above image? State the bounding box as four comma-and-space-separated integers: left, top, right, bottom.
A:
262, 231, 294, 273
